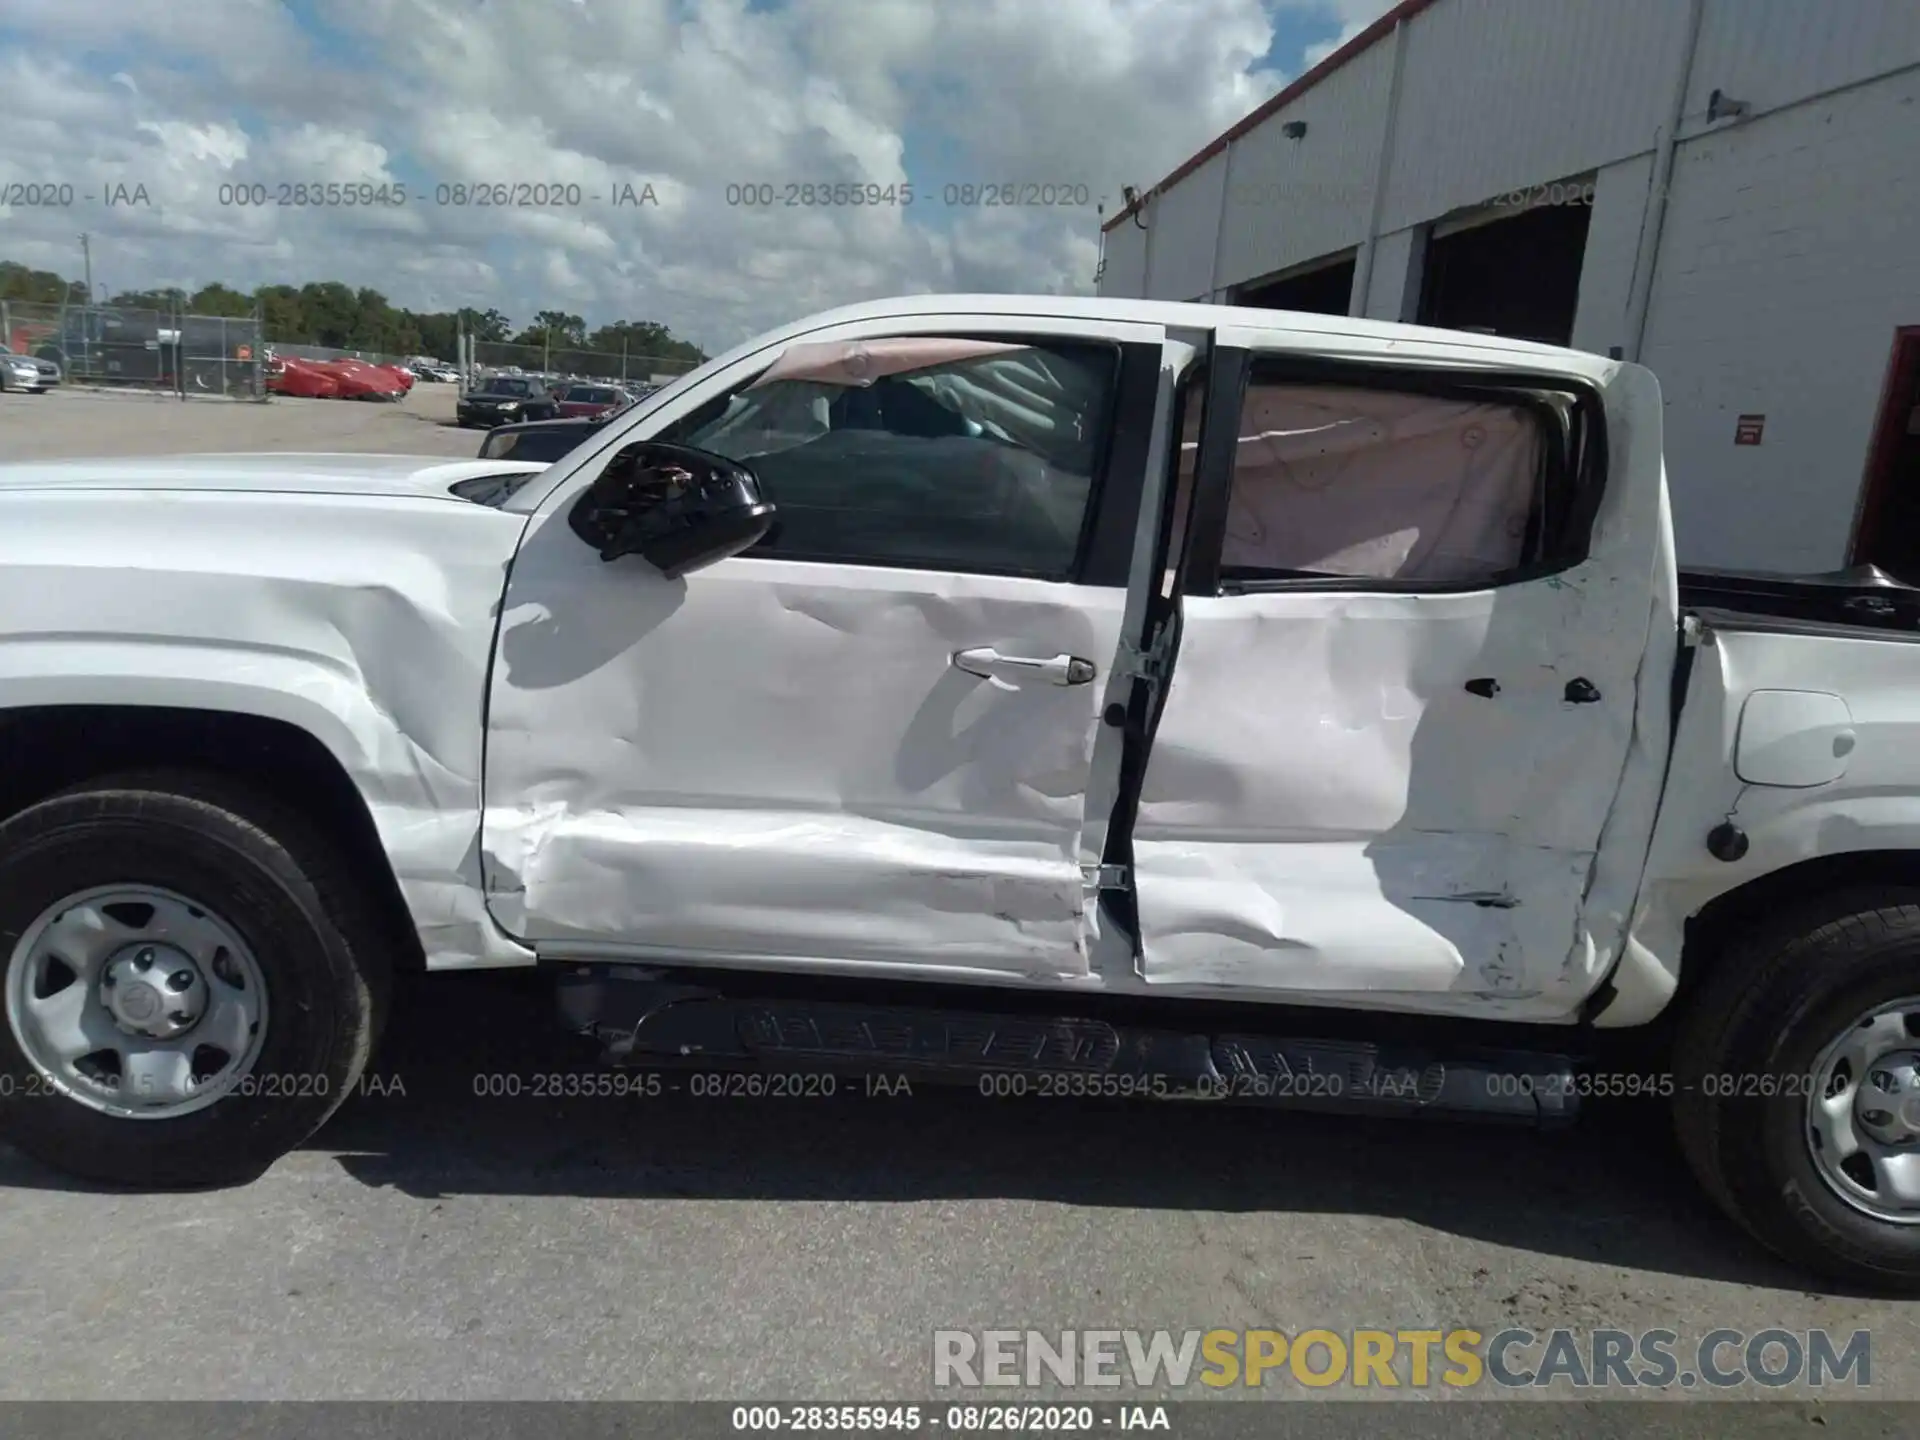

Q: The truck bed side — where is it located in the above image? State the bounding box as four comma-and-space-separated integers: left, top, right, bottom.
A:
1605, 566, 1920, 1025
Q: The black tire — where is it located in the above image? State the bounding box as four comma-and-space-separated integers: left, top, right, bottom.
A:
0, 769, 390, 1188
1673, 886, 1920, 1291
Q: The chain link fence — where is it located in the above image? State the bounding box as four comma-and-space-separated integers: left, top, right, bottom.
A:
267, 341, 426, 368
470, 339, 698, 386
267, 339, 700, 389
1, 299, 266, 399
0, 299, 702, 398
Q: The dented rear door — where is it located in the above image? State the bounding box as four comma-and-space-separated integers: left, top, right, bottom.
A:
1125, 324, 1675, 1019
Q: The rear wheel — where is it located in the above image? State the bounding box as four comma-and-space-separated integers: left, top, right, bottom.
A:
1673, 887, 1920, 1291
0, 770, 389, 1187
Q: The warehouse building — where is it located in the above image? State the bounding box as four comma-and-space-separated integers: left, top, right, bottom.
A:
1096, 0, 1920, 575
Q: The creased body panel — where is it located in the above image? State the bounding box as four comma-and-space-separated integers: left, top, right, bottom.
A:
1133, 590, 1638, 997
482, 517, 1125, 978
1130, 356, 1672, 1019
0, 487, 531, 970
493, 805, 1090, 969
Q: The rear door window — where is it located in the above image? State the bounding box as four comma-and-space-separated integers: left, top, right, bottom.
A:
1215, 379, 1551, 584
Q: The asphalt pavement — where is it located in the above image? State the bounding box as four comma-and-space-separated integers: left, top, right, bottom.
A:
3, 969, 1917, 1408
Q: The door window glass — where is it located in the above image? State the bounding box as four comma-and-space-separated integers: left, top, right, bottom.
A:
1218, 381, 1546, 583
657, 337, 1119, 578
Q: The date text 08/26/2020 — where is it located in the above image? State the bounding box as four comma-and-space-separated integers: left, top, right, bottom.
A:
722, 183, 1094, 209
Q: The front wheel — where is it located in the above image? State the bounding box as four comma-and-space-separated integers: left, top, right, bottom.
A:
0, 771, 389, 1187
1673, 887, 1920, 1291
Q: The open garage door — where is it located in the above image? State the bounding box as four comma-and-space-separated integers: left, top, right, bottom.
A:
1418, 201, 1593, 347
1236, 255, 1358, 317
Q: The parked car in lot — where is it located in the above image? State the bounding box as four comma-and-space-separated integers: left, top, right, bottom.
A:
457, 373, 561, 426
413, 362, 455, 383
476, 414, 606, 462
0, 352, 55, 393
555, 383, 630, 418
18, 295, 1920, 1292
479, 391, 645, 459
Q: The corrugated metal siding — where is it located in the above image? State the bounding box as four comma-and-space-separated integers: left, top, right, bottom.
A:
1143, 152, 1229, 302
1567, 153, 1656, 357
1357, 225, 1423, 320
1379, 0, 1693, 234
1095, 0, 1920, 570
1123, 0, 1920, 304
1213, 40, 1395, 292
1688, 0, 1920, 118
1096, 219, 1149, 299
1640, 67, 1920, 570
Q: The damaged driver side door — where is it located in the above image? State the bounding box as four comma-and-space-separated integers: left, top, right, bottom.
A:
480, 315, 1170, 982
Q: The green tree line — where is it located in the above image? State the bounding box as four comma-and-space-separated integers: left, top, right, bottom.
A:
0, 261, 706, 365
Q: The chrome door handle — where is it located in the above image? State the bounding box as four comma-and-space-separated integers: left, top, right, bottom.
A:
951, 647, 1096, 687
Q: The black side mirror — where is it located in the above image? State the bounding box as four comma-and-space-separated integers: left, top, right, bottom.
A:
568, 441, 776, 579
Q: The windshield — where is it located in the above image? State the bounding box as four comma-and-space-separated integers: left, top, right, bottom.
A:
482, 378, 534, 396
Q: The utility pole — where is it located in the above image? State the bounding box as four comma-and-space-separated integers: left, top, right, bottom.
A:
79, 232, 92, 302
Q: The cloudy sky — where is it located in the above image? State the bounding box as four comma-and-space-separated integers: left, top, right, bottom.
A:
0, 0, 1393, 351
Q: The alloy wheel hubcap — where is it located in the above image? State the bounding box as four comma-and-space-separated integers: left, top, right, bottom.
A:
100, 942, 210, 1040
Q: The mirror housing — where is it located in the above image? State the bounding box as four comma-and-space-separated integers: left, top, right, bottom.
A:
568, 441, 776, 579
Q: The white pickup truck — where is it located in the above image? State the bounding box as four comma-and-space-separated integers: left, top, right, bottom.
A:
5, 295, 1920, 1289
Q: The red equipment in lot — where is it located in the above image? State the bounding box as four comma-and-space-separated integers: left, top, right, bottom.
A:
265, 356, 343, 399
320, 358, 407, 401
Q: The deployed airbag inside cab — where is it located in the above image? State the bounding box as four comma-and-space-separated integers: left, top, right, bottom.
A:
1217, 387, 1543, 582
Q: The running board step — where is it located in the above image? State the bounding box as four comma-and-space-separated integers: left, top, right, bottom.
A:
556, 970, 1579, 1128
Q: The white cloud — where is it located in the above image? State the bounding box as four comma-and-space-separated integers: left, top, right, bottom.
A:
1301, 0, 1398, 68
0, 0, 1367, 350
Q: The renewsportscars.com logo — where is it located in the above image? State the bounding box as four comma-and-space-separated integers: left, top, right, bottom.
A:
932, 1328, 1872, 1391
